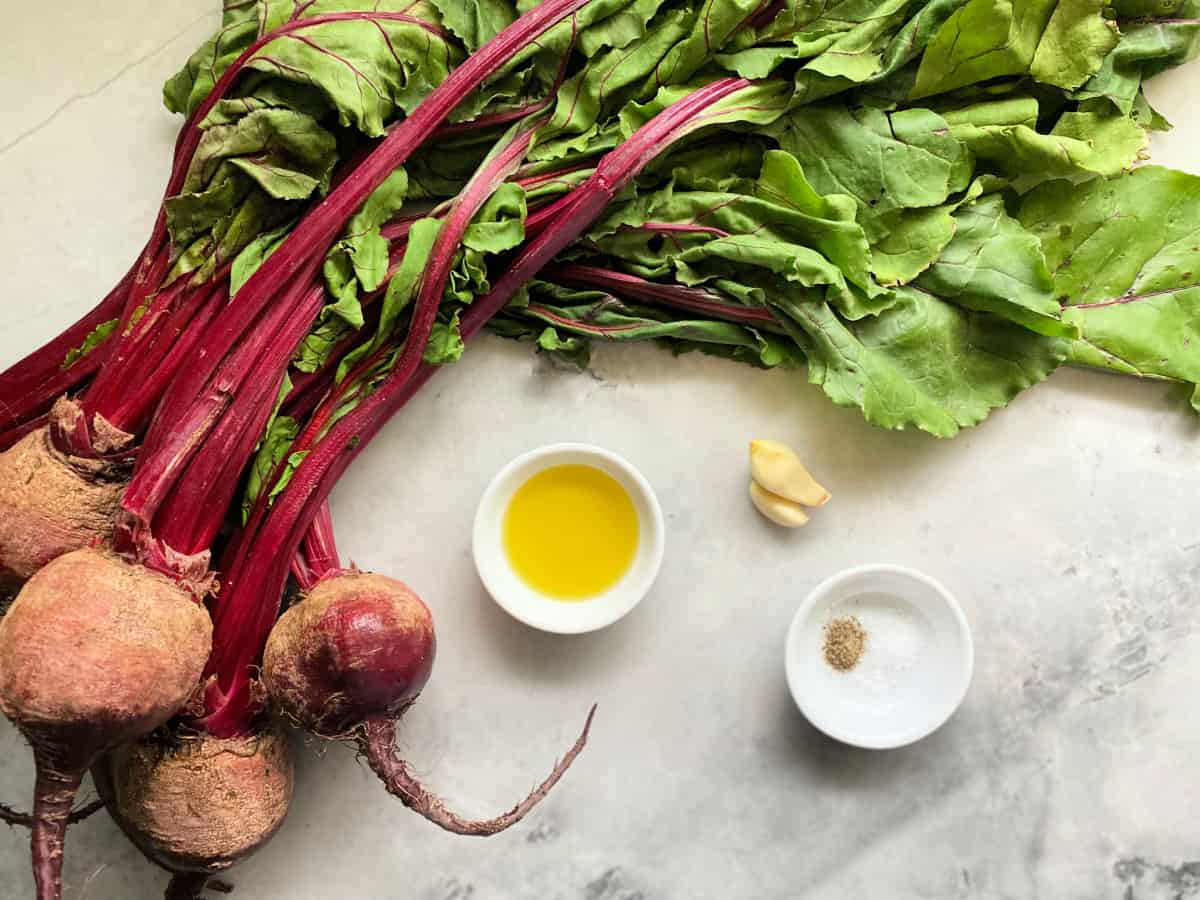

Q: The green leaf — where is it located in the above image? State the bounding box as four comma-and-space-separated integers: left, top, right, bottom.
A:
423, 310, 466, 364
618, 79, 791, 143
716, 0, 941, 86
201, 78, 333, 127
636, 0, 764, 95
911, 0, 1059, 98
166, 108, 338, 255
183, 108, 338, 198
909, 0, 1120, 96
448, 181, 529, 303
1076, 2, 1200, 114
231, 221, 294, 296
915, 194, 1076, 337
429, 0, 516, 51
302, 227, 396, 374
405, 133, 496, 199
339, 169, 410, 292
536, 326, 593, 368
754, 150, 881, 299
462, 182, 528, 253
244, 8, 460, 136
1019, 166, 1200, 394
941, 98, 1148, 181
520, 293, 770, 350
773, 289, 1066, 437
310, 167, 411, 361
1048, 108, 1148, 174
769, 104, 967, 220
169, 190, 292, 285
62, 319, 119, 369
531, 9, 693, 161
585, 148, 888, 318
578, 0, 666, 55
798, 0, 914, 80
1029, 0, 1119, 89
242, 413, 299, 520
337, 217, 442, 381
163, 0, 259, 117
506, 0, 665, 93
866, 205, 958, 286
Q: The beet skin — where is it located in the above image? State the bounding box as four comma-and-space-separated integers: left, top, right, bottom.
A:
262, 571, 435, 736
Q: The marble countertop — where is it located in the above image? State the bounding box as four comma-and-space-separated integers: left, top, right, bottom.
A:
1, 4, 1198, 899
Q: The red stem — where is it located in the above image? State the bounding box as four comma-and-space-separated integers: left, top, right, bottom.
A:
303, 502, 340, 578
147, 280, 327, 554
124, 275, 323, 526
108, 280, 228, 429
542, 263, 777, 324
81, 273, 231, 438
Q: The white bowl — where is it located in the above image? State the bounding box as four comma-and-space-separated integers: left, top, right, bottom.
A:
472, 443, 665, 634
785, 565, 973, 749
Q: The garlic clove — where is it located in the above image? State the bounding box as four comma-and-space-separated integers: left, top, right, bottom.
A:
749, 481, 810, 528
749, 440, 830, 507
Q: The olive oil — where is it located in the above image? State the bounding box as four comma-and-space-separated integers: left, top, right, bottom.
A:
503, 464, 639, 601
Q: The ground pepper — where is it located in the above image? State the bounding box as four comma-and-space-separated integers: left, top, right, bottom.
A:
823, 616, 867, 672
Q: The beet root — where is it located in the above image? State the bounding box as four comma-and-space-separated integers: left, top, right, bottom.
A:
0, 797, 103, 828
361, 706, 596, 836
262, 571, 435, 737
0, 548, 212, 900
94, 722, 293, 891
0, 426, 127, 593
262, 570, 594, 836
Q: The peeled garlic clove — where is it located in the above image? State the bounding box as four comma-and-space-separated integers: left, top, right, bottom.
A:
749, 440, 830, 507
750, 481, 810, 528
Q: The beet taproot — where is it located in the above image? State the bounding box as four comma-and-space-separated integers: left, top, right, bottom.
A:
0, 547, 211, 899
262, 571, 593, 836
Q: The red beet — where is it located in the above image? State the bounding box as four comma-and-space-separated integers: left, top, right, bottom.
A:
262, 571, 593, 836
262, 571, 435, 736
0, 548, 212, 900
94, 722, 293, 899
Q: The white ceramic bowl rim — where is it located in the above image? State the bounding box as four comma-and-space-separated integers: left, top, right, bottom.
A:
472, 443, 665, 634
785, 563, 974, 750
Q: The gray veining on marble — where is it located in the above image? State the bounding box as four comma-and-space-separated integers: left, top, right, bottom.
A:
1, 4, 1199, 899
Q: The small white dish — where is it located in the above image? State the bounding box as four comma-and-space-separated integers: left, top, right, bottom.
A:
472, 443, 665, 634
785, 564, 973, 750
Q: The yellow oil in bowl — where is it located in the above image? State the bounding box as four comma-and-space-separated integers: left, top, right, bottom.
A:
502, 464, 639, 601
